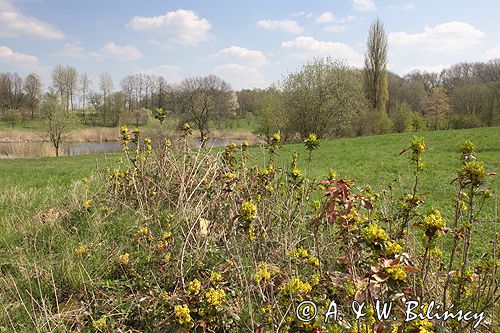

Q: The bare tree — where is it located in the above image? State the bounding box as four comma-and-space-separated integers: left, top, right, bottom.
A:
99, 73, 114, 125
24, 73, 42, 119
363, 18, 389, 113
51, 65, 78, 111
79, 73, 92, 108
426, 87, 451, 130
178, 75, 235, 141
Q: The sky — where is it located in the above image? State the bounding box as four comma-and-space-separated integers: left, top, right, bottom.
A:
1, 0, 499, 91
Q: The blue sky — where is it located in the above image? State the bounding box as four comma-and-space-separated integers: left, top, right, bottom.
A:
1, 0, 499, 90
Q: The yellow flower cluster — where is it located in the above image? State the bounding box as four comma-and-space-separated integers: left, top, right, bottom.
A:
385, 241, 403, 256
226, 172, 237, 182
118, 253, 130, 266
458, 161, 486, 185
240, 201, 257, 222
74, 245, 88, 255
411, 136, 426, 154
92, 317, 107, 331
136, 226, 150, 237
271, 132, 281, 143
362, 223, 389, 243
386, 266, 407, 281
205, 287, 226, 307
82, 198, 92, 209
174, 304, 193, 325
288, 247, 308, 259
254, 262, 271, 283
280, 277, 312, 296
304, 133, 320, 151
307, 257, 320, 267
187, 279, 201, 295
310, 273, 320, 286
291, 167, 302, 179
261, 304, 272, 314
422, 209, 446, 238
210, 271, 222, 285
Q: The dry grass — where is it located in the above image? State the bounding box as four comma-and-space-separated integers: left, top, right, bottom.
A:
0, 142, 55, 158
0, 127, 119, 143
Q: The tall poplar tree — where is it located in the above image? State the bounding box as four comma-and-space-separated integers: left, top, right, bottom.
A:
364, 18, 389, 113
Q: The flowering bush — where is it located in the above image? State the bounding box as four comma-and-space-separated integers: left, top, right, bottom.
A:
6, 127, 495, 333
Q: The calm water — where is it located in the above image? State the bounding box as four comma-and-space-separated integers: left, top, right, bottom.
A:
0, 138, 244, 158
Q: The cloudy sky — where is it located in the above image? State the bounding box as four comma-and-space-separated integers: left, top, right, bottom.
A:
1, 0, 499, 90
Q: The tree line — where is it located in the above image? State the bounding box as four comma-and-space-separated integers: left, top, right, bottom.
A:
1, 19, 499, 140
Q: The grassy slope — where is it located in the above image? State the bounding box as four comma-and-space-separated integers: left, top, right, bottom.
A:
1, 127, 498, 247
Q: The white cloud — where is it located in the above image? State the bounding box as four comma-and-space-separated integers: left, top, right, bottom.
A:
210, 46, 268, 68
91, 42, 142, 61
59, 42, 86, 59
0, 0, 64, 39
316, 12, 335, 24
214, 64, 270, 90
315, 12, 355, 26
352, 0, 377, 12
140, 65, 184, 83
324, 25, 348, 33
126, 9, 211, 46
485, 45, 500, 60
256, 19, 304, 34
387, 3, 415, 11
0, 45, 38, 65
281, 36, 363, 66
389, 21, 485, 54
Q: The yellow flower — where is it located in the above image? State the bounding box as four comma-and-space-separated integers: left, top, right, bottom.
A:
74, 245, 88, 255
136, 226, 150, 237
410, 136, 426, 154
248, 224, 256, 241
421, 209, 446, 239
261, 304, 272, 314
385, 241, 403, 256
174, 304, 193, 325
210, 272, 222, 285
82, 198, 92, 209
240, 201, 257, 222
254, 262, 271, 283
308, 257, 320, 267
310, 273, 320, 286
386, 266, 407, 281
92, 317, 107, 331
205, 287, 225, 307
118, 253, 130, 266
291, 167, 302, 179
362, 223, 388, 243
187, 279, 201, 295
280, 277, 312, 296
272, 132, 281, 142
288, 246, 308, 259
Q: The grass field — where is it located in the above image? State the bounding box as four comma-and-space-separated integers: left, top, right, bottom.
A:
1, 126, 497, 250
1, 126, 498, 220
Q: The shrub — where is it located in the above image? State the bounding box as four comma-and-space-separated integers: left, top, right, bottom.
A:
2, 128, 496, 332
